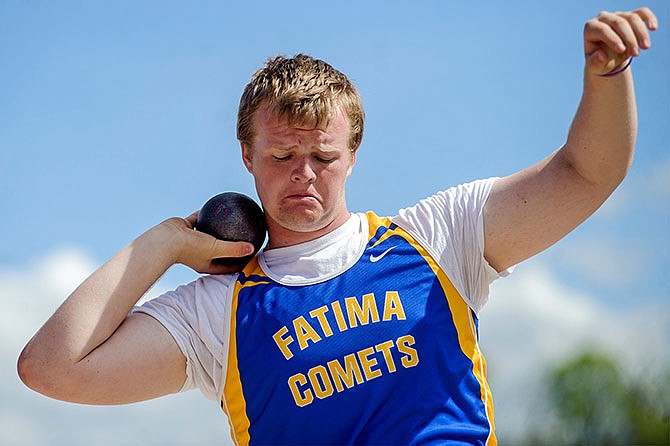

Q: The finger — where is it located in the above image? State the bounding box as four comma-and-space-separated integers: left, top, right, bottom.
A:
597, 11, 641, 56
626, 10, 653, 49
584, 18, 626, 55
185, 211, 199, 228
634, 6, 658, 30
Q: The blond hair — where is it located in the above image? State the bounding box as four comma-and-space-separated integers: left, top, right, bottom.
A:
237, 54, 365, 152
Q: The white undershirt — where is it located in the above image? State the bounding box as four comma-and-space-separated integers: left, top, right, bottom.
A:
258, 213, 367, 286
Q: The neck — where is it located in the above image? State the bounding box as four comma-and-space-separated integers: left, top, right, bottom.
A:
266, 212, 352, 249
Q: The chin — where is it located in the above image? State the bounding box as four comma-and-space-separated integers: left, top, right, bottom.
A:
274, 209, 332, 234
284, 217, 329, 234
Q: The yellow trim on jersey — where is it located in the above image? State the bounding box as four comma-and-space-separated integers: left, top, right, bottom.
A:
366, 212, 497, 445
221, 258, 270, 446
221, 278, 250, 446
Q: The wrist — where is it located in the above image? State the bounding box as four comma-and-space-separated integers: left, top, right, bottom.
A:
597, 57, 633, 78
137, 220, 186, 266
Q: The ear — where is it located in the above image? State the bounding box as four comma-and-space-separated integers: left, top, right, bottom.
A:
241, 143, 253, 173
346, 149, 357, 177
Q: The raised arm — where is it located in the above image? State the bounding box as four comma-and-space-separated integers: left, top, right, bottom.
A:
17, 213, 253, 405
483, 7, 658, 272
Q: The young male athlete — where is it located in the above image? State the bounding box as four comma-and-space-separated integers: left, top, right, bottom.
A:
18, 7, 658, 445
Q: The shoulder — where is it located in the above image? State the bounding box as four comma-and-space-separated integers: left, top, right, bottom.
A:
135, 273, 238, 324
196, 273, 238, 295
420, 178, 497, 212
393, 178, 498, 231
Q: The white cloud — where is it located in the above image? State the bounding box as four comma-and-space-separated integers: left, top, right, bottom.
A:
0, 247, 97, 355
595, 180, 634, 219
480, 261, 669, 442
648, 156, 670, 200
596, 156, 670, 219
0, 246, 184, 350
547, 238, 646, 287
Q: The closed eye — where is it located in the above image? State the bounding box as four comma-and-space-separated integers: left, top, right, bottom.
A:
271, 152, 337, 163
314, 155, 335, 164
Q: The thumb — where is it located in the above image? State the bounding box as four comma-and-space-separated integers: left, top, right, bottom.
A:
586, 47, 629, 76
200, 240, 256, 275
211, 239, 256, 259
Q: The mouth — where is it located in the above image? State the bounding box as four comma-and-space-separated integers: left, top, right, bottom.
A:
284, 192, 320, 205
286, 193, 318, 201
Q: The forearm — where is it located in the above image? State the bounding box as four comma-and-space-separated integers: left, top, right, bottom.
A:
21, 225, 177, 369
562, 68, 637, 191
561, 6, 658, 189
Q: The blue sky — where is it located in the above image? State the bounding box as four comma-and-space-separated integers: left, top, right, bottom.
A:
2, 1, 668, 444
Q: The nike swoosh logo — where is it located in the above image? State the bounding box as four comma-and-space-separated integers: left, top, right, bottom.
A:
370, 245, 397, 263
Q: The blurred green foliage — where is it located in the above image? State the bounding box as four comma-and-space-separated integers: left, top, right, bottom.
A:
525, 352, 669, 445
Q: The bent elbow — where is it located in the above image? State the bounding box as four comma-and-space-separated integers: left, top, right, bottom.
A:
17, 344, 65, 400
18, 344, 106, 404
17, 345, 47, 395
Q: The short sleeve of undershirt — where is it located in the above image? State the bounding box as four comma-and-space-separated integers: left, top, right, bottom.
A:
391, 177, 511, 314
130, 273, 236, 401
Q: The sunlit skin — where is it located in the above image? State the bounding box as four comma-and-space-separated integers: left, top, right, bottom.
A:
242, 103, 357, 248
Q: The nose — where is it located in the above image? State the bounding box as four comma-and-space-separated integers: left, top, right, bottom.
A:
291, 156, 317, 183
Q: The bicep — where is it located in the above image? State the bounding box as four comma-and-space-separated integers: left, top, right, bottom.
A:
483, 149, 611, 272
67, 313, 187, 405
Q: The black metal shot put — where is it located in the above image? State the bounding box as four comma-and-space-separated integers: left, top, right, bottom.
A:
195, 192, 268, 267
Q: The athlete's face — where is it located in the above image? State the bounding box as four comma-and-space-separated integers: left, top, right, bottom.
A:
242, 103, 356, 248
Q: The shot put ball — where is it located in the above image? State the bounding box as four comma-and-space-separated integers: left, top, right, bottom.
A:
195, 192, 268, 266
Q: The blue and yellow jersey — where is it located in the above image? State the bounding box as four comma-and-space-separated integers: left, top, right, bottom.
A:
221, 212, 496, 445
